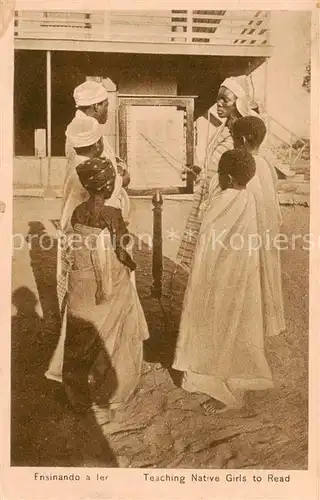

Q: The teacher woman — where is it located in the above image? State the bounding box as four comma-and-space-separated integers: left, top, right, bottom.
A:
176, 76, 258, 270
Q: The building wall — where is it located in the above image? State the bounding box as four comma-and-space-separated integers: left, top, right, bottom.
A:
14, 12, 311, 192
251, 11, 311, 139
13, 53, 179, 189
118, 74, 177, 96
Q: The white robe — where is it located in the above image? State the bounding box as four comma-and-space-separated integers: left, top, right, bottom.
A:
46, 114, 132, 383
60, 224, 149, 408
173, 188, 274, 407
46, 165, 126, 384
247, 154, 285, 337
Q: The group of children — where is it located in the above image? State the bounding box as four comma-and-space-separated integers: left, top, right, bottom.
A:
173, 115, 284, 413
45, 114, 149, 411
48, 96, 283, 414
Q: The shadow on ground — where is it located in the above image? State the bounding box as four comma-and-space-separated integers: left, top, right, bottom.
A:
11, 286, 118, 467
27, 221, 61, 331
11, 211, 309, 469
11, 219, 119, 467
11, 228, 185, 466
133, 238, 187, 385
27, 221, 184, 373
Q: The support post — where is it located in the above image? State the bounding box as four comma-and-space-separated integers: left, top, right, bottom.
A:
43, 50, 56, 198
151, 190, 163, 299
186, 10, 193, 43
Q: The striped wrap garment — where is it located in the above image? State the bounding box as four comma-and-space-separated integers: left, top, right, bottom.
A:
176, 123, 233, 269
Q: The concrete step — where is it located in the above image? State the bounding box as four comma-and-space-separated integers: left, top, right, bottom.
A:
278, 192, 309, 206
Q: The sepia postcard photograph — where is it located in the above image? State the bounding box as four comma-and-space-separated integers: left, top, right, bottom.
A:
1, 0, 319, 499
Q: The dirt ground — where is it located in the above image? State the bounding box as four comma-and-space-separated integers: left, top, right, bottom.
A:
11, 197, 309, 469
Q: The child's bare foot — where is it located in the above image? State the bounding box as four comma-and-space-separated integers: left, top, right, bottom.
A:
201, 398, 243, 415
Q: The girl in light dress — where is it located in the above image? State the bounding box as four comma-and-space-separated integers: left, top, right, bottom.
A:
173, 148, 274, 414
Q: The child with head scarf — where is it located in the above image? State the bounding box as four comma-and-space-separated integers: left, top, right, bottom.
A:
72, 156, 136, 271
46, 119, 137, 389
59, 158, 148, 414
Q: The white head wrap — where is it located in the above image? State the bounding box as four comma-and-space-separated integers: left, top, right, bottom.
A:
65, 115, 103, 148
220, 77, 246, 99
73, 81, 108, 107
235, 96, 261, 118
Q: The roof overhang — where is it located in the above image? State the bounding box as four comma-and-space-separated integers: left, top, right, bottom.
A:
14, 38, 273, 58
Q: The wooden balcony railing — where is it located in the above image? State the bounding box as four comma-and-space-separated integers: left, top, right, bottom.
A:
14, 10, 270, 47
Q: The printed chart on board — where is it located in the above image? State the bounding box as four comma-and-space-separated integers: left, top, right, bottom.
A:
126, 105, 187, 189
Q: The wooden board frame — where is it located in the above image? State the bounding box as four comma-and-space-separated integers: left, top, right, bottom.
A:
118, 95, 195, 195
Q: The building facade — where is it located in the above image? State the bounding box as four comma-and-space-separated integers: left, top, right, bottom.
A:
14, 9, 273, 195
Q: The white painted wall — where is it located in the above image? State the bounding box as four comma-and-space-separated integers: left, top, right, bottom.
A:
251, 11, 311, 139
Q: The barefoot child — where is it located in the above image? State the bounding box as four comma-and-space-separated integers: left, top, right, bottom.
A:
62, 157, 149, 412
173, 149, 274, 414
